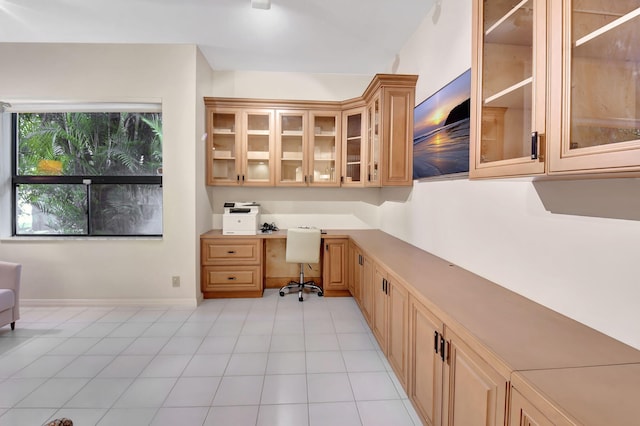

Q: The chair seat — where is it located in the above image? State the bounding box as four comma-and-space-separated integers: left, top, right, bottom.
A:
0, 289, 14, 312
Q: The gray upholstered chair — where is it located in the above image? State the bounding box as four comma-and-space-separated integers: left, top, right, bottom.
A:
0, 261, 21, 330
279, 228, 323, 301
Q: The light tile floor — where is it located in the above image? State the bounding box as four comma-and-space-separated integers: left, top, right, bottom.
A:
0, 290, 422, 426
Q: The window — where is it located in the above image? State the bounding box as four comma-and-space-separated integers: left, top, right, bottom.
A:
11, 106, 163, 236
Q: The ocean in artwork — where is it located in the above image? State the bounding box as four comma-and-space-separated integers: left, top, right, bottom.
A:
413, 117, 470, 178
413, 69, 471, 179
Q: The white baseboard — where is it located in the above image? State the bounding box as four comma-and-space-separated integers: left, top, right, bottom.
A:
22, 298, 200, 308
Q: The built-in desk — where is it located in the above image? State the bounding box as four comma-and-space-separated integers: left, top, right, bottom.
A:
201, 229, 640, 425
200, 229, 350, 298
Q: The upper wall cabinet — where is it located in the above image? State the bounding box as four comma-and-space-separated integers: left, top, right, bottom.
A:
470, 0, 547, 178
206, 107, 275, 186
547, 1, 640, 175
471, 0, 640, 179
204, 74, 417, 187
275, 110, 341, 187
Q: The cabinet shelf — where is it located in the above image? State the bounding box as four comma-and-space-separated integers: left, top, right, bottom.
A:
576, 7, 640, 47
247, 130, 270, 136
574, 7, 640, 61
485, 0, 533, 46
212, 129, 235, 135
484, 77, 532, 108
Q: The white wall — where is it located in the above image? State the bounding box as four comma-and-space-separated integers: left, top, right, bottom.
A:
384, 0, 640, 350
0, 43, 210, 305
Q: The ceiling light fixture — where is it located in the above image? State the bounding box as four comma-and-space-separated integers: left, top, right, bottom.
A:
251, 0, 271, 10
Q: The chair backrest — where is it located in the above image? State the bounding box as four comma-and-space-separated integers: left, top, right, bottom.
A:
285, 228, 321, 264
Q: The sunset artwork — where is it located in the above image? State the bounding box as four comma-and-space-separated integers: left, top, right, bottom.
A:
413, 69, 471, 179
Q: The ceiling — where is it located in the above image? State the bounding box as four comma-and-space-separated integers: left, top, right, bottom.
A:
0, 0, 435, 74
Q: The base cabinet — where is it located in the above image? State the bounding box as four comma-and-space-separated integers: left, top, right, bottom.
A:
443, 327, 508, 426
409, 296, 509, 426
322, 238, 349, 296
201, 237, 263, 298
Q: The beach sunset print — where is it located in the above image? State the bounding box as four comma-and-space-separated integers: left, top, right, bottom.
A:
413, 69, 471, 179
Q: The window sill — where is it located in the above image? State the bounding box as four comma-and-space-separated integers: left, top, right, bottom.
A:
1, 236, 163, 242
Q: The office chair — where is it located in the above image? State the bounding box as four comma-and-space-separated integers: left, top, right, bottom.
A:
279, 228, 323, 302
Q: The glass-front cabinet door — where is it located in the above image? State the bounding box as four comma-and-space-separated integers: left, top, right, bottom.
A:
366, 95, 381, 186
470, 0, 547, 178
242, 110, 274, 186
207, 108, 241, 185
342, 108, 366, 187
309, 111, 340, 187
276, 110, 307, 186
548, 0, 640, 174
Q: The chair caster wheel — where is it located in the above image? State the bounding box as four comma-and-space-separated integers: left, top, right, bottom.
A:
279, 291, 285, 297
299, 297, 303, 302
318, 291, 323, 297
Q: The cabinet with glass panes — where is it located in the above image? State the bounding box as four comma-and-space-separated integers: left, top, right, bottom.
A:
470, 0, 546, 178
275, 110, 340, 187
471, 0, 640, 178
206, 107, 274, 186
547, 0, 640, 175
341, 107, 366, 187
204, 73, 417, 187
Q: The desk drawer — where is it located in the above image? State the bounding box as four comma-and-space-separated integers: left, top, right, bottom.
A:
202, 265, 262, 292
201, 239, 262, 265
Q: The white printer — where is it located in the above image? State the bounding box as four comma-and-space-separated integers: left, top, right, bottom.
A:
222, 202, 260, 235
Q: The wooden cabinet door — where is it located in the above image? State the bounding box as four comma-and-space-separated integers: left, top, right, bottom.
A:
387, 275, 409, 389
275, 110, 307, 186
360, 255, 374, 327
207, 107, 242, 186
381, 87, 414, 186
241, 109, 275, 186
341, 107, 366, 187
510, 387, 566, 426
409, 295, 444, 426
371, 263, 388, 349
365, 94, 381, 187
470, 0, 547, 178
443, 327, 508, 426
348, 242, 359, 298
547, 1, 640, 175
309, 111, 341, 187
322, 238, 349, 296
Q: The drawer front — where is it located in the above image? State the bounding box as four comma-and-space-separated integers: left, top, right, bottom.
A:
202, 265, 262, 292
201, 239, 262, 265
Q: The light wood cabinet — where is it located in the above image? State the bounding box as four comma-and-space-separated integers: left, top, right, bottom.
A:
409, 295, 509, 426
363, 79, 416, 186
442, 326, 509, 426
322, 238, 349, 296
201, 237, 263, 298
370, 263, 410, 389
547, 1, 640, 175
360, 252, 374, 327
470, 0, 547, 178
205, 74, 416, 187
206, 107, 275, 186
409, 295, 444, 426
341, 107, 367, 187
275, 110, 341, 187
471, 0, 640, 179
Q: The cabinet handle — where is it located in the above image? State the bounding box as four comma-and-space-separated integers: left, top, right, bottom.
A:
434, 331, 440, 354
340, 176, 344, 183
440, 335, 447, 362
531, 131, 538, 160
227, 250, 236, 254
304, 175, 307, 183
237, 175, 240, 182
242, 175, 245, 182
227, 276, 236, 280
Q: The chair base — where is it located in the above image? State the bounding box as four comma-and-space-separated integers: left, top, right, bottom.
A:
279, 280, 323, 302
